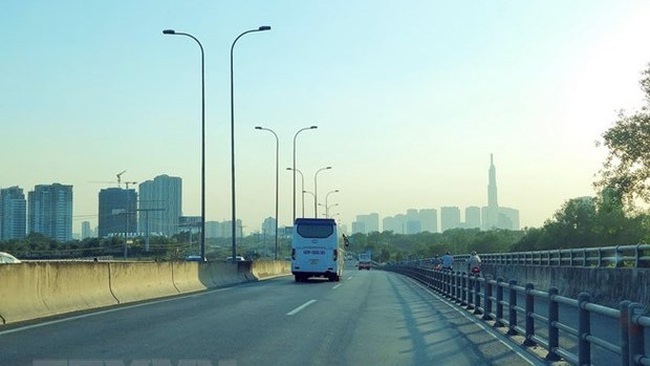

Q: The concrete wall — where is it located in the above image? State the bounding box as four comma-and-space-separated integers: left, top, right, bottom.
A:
481, 263, 650, 308
0, 260, 290, 325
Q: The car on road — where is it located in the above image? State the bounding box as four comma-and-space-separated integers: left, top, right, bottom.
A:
185, 255, 205, 262
225, 256, 246, 263
0, 252, 21, 264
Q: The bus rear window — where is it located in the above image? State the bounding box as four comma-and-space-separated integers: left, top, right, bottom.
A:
297, 224, 334, 238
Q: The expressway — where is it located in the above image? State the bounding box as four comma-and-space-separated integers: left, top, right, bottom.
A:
0, 263, 545, 366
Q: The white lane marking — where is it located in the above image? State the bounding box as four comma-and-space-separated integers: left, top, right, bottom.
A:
405, 277, 545, 366
332, 284, 342, 290
0, 287, 234, 336
347, 276, 353, 280
287, 300, 317, 316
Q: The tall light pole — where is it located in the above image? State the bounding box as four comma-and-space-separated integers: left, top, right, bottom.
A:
255, 126, 279, 259
303, 190, 316, 217
318, 203, 339, 218
287, 167, 306, 218
314, 166, 332, 218
231, 26, 271, 263
325, 189, 339, 217
162, 29, 206, 261
292, 126, 317, 223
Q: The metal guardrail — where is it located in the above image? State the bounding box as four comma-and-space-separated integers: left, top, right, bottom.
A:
405, 244, 650, 268
387, 265, 650, 366
480, 244, 650, 268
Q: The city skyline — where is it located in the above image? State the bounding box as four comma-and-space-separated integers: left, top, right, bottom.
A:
3, 2, 650, 236
2, 153, 518, 238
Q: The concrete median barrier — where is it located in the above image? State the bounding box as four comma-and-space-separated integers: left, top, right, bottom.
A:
0, 262, 117, 324
250, 260, 291, 280
109, 261, 179, 304
172, 261, 207, 293
198, 261, 246, 288
0, 259, 282, 326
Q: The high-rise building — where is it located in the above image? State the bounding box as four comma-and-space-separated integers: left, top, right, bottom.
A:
484, 154, 500, 230
28, 183, 73, 242
383, 214, 406, 234
0, 186, 27, 240
498, 207, 520, 230
440, 206, 461, 232
98, 188, 137, 238
465, 206, 481, 229
352, 213, 380, 234
81, 221, 93, 239
419, 209, 438, 233
138, 175, 182, 236
261, 217, 276, 237
205, 220, 220, 238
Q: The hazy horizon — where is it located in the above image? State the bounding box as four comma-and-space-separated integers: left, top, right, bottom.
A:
3, 1, 650, 235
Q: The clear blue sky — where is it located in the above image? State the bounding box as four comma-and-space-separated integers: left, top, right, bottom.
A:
3, 1, 650, 234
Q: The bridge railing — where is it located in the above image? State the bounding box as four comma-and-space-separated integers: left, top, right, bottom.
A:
407, 243, 650, 268
387, 264, 650, 366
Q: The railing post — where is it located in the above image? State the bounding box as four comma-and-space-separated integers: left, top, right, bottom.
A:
460, 272, 467, 306
524, 283, 536, 346
507, 280, 518, 335
620, 300, 631, 366
495, 277, 504, 327
482, 275, 493, 320
473, 273, 482, 315
628, 302, 645, 366
615, 245, 623, 268
455, 272, 462, 303
578, 292, 592, 366
467, 273, 475, 310
546, 287, 560, 361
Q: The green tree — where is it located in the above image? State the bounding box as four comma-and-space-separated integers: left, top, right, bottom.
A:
597, 63, 650, 208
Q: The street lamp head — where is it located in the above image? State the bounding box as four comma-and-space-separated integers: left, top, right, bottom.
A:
258, 26, 272, 31
254, 126, 263, 130
326, 166, 332, 170
162, 29, 176, 35
286, 167, 293, 171
310, 125, 318, 129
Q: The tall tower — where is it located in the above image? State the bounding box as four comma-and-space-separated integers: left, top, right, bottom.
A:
0, 186, 27, 240
28, 183, 73, 242
484, 154, 500, 230
138, 175, 182, 236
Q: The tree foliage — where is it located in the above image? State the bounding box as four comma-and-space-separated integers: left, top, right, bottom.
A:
597, 63, 650, 208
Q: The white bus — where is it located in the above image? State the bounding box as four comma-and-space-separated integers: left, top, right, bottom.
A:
291, 218, 345, 282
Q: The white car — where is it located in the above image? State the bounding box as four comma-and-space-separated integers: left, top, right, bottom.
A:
225, 256, 246, 263
0, 252, 21, 264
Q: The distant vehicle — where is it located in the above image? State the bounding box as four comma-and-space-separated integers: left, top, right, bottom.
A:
225, 256, 246, 263
185, 255, 205, 262
357, 253, 371, 270
0, 252, 21, 264
291, 218, 345, 282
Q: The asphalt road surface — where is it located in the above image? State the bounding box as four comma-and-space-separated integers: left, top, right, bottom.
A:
0, 264, 545, 366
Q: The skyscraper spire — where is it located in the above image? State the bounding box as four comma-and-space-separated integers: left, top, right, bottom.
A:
485, 154, 499, 230
488, 154, 498, 208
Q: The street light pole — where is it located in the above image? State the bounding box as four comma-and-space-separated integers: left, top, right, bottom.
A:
162, 29, 206, 261
314, 166, 332, 218
303, 190, 316, 217
255, 126, 279, 260
292, 126, 317, 223
325, 189, 339, 217
287, 167, 306, 218
231, 26, 271, 263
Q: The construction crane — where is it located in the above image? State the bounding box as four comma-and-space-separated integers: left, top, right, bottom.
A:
116, 170, 126, 188
88, 170, 137, 189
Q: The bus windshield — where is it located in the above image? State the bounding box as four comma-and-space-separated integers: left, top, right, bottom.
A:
297, 224, 333, 238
